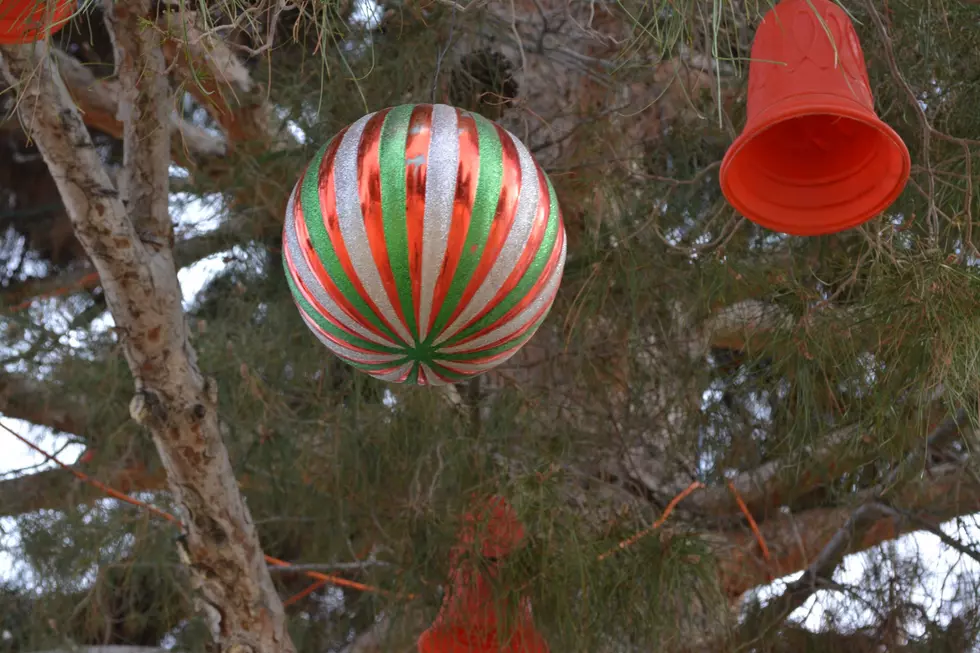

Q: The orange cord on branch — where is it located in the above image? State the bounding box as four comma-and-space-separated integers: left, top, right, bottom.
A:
283, 578, 330, 607
0, 421, 413, 600
726, 480, 772, 580
598, 481, 704, 561
6, 271, 101, 314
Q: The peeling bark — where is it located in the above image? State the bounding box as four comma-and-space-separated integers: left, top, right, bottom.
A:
0, 35, 293, 653
104, 0, 173, 244
53, 48, 227, 165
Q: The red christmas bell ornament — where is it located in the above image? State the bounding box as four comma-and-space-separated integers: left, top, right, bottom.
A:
418, 497, 549, 653
458, 495, 526, 559
0, 0, 74, 44
719, 0, 911, 236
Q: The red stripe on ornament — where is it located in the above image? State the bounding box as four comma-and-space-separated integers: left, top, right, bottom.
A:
284, 230, 379, 345
358, 108, 411, 338
426, 366, 457, 384
292, 160, 395, 346
405, 104, 433, 339
370, 365, 413, 383
318, 119, 409, 347
448, 225, 564, 351
441, 122, 522, 332
439, 284, 559, 376
297, 310, 402, 363
427, 109, 480, 337
453, 158, 552, 339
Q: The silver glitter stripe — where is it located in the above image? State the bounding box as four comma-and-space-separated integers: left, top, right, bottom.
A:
372, 362, 414, 383
438, 346, 524, 374
434, 127, 540, 345
333, 113, 415, 346
284, 182, 397, 348
417, 104, 459, 343
420, 363, 451, 386
440, 236, 565, 354
300, 313, 404, 364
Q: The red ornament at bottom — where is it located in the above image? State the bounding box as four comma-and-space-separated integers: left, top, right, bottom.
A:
418, 497, 549, 653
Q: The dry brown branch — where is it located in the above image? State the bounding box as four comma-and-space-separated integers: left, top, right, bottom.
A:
688, 404, 961, 520
714, 460, 980, 600
53, 49, 226, 166
730, 501, 895, 650
691, 299, 793, 358
0, 33, 293, 653
159, 11, 290, 151
0, 462, 166, 518
0, 373, 87, 434
715, 410, 976, 600
1, 228, 254, 313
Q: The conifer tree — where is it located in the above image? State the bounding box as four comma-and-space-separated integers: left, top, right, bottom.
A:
1, 0, 980, 651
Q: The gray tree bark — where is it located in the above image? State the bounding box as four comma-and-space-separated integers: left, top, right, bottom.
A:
0, 12, 294, 653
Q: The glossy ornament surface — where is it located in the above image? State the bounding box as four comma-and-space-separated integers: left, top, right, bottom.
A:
0, 0, 73, 44
719, 0, 910, 236
283, 104, 566, 385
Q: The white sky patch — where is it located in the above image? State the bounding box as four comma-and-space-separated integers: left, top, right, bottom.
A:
350, 0, 383, 28
178, 252, 231, 309
172, 193, 224, 234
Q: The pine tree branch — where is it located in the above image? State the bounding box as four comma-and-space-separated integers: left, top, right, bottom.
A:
0, 373, 86, 434
0, 31, 293, 653
688, 405, 967, 519
691, 299, 793, 358
730, 502, 894, 650
1, 227, 255, 312
158, 10, 293, 151
30, 646, 180, 653
338, 617, 391, 653
0, 462, 166, 518
158, 9, 299, 225
715, 411, 977, 599
52, 48, 226, 166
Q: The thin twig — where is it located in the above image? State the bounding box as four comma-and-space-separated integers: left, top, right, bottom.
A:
0, 421, 413, 600
598, 481, 704, 560
727, 480, 771, 570
269, 560, 391, 573
886, 505, 980, 566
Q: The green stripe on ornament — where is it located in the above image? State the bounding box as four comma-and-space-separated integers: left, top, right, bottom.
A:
443, 173, 561, 347
436, 310, 550, 363
284, 269, 406, 358
426, 361, 472, 382
425, 111, 504, 342
378, 104, 418, 343
405, 364, 420, 384
300, 135, 403, 344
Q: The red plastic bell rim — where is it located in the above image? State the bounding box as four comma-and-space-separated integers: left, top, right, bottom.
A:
720, 100, 911, 236
0, 0, 74, 45
719, 0, 911, 236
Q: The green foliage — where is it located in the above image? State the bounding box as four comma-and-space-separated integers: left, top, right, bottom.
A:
5, 0, 980, 651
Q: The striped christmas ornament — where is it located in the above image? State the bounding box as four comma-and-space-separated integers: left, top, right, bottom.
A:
282, 104, 567, 385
